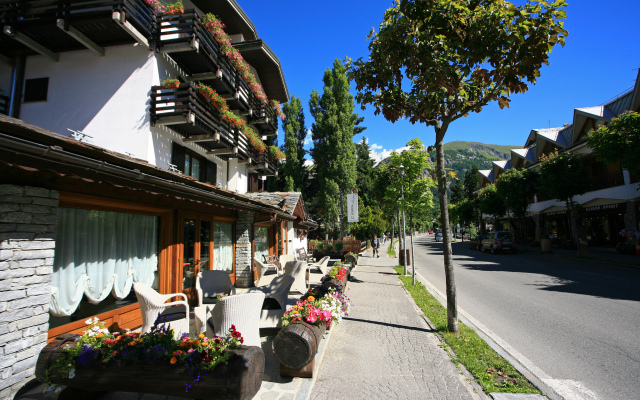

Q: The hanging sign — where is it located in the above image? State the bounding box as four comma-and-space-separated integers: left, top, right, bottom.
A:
346, 193, 359, 222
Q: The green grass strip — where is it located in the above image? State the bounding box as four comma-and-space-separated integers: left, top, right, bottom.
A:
387, 240, 397, 256
393, 266, 544, 395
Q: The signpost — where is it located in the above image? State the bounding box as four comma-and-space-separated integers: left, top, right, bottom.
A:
347, 192, 359, 223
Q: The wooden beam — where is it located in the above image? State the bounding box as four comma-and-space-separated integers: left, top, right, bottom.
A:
223, 92, 240, 101
207, 147, 238, 156
183, 133, 219, 143
186, 72, 219, 81
57, 19, 105, 56
3, 26, 59, 62
112, 11, 149, 49
238, 157, 252, 164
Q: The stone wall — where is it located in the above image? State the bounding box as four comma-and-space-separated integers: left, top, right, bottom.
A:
234, 211, 253, 288
0, 185, 58, 398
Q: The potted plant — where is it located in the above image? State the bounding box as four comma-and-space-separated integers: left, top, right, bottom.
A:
161, 78, 180, 89
163, 0, 184, 15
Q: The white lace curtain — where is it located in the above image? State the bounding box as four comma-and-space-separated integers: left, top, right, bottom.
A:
50, 208, 159, 317
254, 226, 269, 264
213, 222, 233, 273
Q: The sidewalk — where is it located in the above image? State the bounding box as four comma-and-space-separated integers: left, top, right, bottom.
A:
521, 244, 640, 267
309, 242, 483, 400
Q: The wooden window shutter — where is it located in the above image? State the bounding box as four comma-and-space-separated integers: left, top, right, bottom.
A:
205, 160, 217, 185
249, 173, 259, 192
171, 142, 186, 173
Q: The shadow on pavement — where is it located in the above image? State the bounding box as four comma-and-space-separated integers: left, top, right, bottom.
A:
342, 317, 436, 334
416, 240, 640, 303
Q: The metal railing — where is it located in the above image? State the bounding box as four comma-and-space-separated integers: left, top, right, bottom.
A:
589, 170, 625, 191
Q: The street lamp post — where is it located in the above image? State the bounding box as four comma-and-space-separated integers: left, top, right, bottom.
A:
399, 164, 407, 276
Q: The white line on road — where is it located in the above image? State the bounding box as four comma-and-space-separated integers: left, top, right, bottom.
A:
414, 270, 600, 400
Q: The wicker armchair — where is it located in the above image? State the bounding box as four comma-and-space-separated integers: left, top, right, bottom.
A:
249, 274, 295, 328
283, 260, 309, 294
207, 292, 265, 347
307, 255, 330, 274
195, 270, 236, 307
133, 283, 189, 339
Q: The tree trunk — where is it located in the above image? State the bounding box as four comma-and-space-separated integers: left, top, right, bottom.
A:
396, 209, 402, 254
435, 125, 459, 333
410, 214, 416, 286
389, 217, 395, 254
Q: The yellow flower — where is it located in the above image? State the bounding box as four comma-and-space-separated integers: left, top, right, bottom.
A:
307, 296, 315, 301
199, 333, 205, 339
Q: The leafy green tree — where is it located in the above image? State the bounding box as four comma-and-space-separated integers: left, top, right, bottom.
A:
450, 178, 465, 204
281, 95, 308, 192
355, 137, 376, 208
494, 168, 538, 241
351, 203, 387, 240
309, 59, 366, 237
587, 111, 640, 177
464, 165, 481, 201
478, 184, 506, 230
347, 0, 566, 332
538, 151, 590, 245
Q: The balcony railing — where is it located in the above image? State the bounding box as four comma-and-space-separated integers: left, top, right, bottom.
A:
254, 150, 277, 176
156, 10, 277, 135
589, 170, 625, 191
0, 0, 155, 57
0, 95, 8, 116
150, 82, 268, 162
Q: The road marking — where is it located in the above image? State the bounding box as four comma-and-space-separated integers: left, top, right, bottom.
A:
414, 270, 600, 400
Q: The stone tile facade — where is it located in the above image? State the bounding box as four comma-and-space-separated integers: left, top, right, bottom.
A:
235, 211, 254, 288
0, 185, 58, 399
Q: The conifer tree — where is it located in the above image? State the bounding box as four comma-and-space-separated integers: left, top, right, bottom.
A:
356, 137, 376, 208
309, 59, 365, 236
281, 95, 308, 192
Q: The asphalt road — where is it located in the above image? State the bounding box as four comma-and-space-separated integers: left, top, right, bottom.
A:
411, 235, 640, 400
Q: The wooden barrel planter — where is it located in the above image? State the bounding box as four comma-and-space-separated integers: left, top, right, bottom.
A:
273, 321, 326, 377
36, 334, 264, 400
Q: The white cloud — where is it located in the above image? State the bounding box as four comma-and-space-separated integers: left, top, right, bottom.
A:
370, 143, 383, 150
303, 130, 312, 147
368, 144, 412, 166
304, 159, 314, 167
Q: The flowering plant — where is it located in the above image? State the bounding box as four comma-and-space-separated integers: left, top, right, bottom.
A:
269, 145, 286, 161
46, 317, 243, 393
162, 0, 184, 15
270, 100, 285, 120
318, 288, 352, 325
281, 298, 331, 328
326, 265, 349, 280
197, 83, 229, 111
162, 78, 180, 89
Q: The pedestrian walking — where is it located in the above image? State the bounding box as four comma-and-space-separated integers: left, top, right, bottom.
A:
382, 232, 386, 244
371, 235, 380, 258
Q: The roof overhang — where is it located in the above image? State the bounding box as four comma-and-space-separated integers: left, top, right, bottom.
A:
540, 205, 567, 213
191, 0, 258, 41
233, 39, 289, 103
580, 198, 628, 208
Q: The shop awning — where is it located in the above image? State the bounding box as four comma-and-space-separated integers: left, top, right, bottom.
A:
540, 205, 567, 213
580, 198, 629, 208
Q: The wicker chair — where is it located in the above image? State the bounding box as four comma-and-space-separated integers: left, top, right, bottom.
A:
279, 253, 295, 265
283, 260, 309, 294
206, 292, 265, 347
307, 255, 330, 274
195, 270, 236, 307
249, 274, 295, 328
133, 283, 189, 339
254, 258, 279, 286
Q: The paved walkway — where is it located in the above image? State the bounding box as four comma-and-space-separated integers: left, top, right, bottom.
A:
309, 243, 482, 400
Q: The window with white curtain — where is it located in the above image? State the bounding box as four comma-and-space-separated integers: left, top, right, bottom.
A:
213, 221, 233, 273
49, 208, 159, 323
254, 226, 269, 263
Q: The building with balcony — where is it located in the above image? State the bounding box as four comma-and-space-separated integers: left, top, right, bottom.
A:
477, 70, 640, 247
0, 1, 314, 396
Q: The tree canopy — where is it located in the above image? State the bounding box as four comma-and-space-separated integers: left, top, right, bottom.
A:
587, 111, 640, 176
347, 0, 567, 333
281, 95, 308, 192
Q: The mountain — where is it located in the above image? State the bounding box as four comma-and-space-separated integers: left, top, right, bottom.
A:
376, 141, 522, 179
439, 141, 522, 179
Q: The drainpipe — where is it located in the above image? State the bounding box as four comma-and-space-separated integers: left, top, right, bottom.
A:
8, 55, 25, 118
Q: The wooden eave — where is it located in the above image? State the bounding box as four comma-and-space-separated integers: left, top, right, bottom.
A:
233, 39, 289, 103
191, 0, 257, 41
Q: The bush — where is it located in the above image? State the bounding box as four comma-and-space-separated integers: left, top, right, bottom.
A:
315, 241, 324, 251
616, 242, 635, 254
334, 242, 344, 252
326, 242, 334, 252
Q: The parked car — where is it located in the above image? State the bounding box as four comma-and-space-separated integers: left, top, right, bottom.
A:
434, 232, 443, 242
481, 231, 517, 254
468, 234, 486, 250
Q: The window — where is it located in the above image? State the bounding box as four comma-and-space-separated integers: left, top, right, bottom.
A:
254, 226, 270, 262
49, 208, 159, 328
24, 77, 49, 102
171, 142, 217, 185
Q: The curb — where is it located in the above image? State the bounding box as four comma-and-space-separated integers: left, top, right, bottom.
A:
414, 271, 563, 400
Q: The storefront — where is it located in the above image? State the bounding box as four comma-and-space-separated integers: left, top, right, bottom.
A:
582, 202, 626, 246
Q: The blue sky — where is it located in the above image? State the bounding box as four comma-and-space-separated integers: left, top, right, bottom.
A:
238, 0, 640, 162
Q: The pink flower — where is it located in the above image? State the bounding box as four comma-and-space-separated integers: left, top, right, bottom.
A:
187, 348, 194, 353
322, 310, 332, 320
306, 314, 317, 323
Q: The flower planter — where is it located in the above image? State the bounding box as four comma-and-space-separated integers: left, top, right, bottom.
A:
273, 321, 325, 376
36, 334, 264, 400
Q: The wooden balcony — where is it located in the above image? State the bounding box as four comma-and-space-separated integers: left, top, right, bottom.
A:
156, 10, 277, 136
156, 10, 250, 111
589, 170, 625, 191
253, 150, 277, 176
0, 95, 8, 115
0, 0, 154, 59
150, 82, 259, 161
